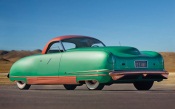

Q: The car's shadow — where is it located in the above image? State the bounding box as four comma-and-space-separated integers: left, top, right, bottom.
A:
28, 88, 175, 92
9, 84, 174, 92
23, 84, 175, 92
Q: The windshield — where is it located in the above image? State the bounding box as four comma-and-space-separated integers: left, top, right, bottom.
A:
62, 37, 105, 50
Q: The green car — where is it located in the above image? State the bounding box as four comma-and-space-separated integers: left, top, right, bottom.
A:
8, 35, 168, 90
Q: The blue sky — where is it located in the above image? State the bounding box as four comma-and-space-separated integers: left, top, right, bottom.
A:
0, 0, 174, 52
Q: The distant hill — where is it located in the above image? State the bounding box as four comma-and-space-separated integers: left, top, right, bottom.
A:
0, 49, 42, 63
0, 50, 174, 72
0, 50, 42, 72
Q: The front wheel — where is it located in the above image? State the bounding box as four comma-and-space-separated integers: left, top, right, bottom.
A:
133, 81, 154, 90
16, 81, 31, 90
63, 85, 77, 90
85, 80, 104, 90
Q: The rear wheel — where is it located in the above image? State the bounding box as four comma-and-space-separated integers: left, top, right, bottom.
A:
16, 81, 31, 90
133, 81, 154, 90
85, 80, 104, 90
63, 85, 77, 90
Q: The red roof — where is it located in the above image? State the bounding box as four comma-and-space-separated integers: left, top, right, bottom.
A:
42, 35, 92, 54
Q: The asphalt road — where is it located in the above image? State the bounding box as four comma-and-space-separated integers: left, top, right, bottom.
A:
0, 83, 175, 109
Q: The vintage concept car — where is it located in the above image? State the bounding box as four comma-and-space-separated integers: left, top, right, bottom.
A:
8, 35, 168, 90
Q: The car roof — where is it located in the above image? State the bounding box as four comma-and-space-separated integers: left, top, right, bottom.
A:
42, 35, 94, 54
50, 35, 93, 42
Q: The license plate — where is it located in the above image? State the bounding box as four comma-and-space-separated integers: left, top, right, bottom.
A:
135, 61, 147, 68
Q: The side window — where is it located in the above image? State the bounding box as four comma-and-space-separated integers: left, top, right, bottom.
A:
47, 42, 63, 54
62, 42, 75, 50
91, 43, 104, 47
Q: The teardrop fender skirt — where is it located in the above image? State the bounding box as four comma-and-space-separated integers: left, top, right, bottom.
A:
109, 71, 169, 81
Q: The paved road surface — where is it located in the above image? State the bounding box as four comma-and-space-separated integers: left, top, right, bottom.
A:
0, 84, 175, 109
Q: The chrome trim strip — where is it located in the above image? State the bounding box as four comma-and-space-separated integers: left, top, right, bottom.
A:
10, 74, 107, 78
67, 69, 110, 74
109, 71, 168, 75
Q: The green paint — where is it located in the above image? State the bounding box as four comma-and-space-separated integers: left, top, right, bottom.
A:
9, 46, 165, 84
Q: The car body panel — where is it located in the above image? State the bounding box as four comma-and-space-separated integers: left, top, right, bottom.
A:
9, 35, 168, 86
38, 53, 62, 76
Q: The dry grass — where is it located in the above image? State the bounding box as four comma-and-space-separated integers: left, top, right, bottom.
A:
0, 49, 41, 73
155, 73, 175, 85
0, 75, 14, 85
160, 52, 175, 72
0, 63, 13, 73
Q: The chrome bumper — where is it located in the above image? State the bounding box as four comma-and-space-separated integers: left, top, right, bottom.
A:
109, 71, 169, 80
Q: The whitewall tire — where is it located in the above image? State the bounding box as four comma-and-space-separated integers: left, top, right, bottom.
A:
85, 80, 104, 90
16, 81, 31, 90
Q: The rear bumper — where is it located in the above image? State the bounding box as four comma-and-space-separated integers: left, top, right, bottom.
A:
109, 71, 169, 80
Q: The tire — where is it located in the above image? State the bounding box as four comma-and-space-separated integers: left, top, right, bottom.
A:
63, 85, 77, 90
133, 81, 154, 90
16, 81, 31, 90
85, 80, 104, 90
